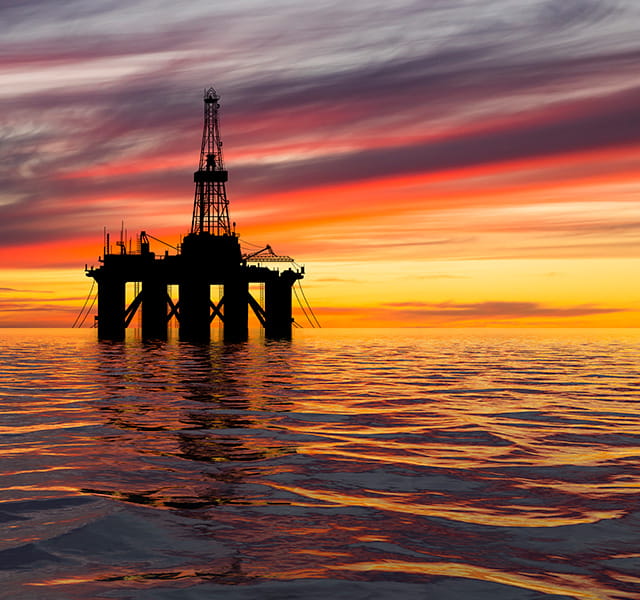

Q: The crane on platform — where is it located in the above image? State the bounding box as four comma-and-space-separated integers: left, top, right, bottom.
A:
139, 231, 178, 252
243, 245, 296, 263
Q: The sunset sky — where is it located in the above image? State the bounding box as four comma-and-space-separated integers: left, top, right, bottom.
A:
1, 0, 639, 328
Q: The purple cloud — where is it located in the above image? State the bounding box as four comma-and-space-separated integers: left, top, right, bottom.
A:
381, 301, 625, 319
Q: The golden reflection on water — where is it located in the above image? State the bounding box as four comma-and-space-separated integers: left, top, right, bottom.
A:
0, 421, 99, 435
264, 482, 624, 527
1, 328, 640, 599
336, 561, 637, 600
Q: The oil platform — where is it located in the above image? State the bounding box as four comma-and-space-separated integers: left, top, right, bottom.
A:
86, 87, 304, 342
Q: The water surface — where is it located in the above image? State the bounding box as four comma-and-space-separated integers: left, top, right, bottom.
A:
1, 328, 639, 599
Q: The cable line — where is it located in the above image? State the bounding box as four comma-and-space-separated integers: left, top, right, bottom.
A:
293, 284, 315, 328
72, 280, 96, 328
77, 292, 97, 328
297, 280, 321, 328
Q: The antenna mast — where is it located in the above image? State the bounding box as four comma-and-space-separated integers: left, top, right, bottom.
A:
191, 87, 231, 236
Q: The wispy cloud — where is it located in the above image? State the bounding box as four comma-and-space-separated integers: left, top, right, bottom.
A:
382, 301, 625, 319
1, 0, 640, 324
0, 287, 52, 293
308, 300, 627, 326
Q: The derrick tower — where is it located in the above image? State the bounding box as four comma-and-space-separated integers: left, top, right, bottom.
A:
85, 86, 305, 342
191, 87, 230, 236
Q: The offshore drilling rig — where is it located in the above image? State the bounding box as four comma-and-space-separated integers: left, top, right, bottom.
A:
86, 87, 304, 342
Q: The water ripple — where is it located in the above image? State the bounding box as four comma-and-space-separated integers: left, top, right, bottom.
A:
0, 328, 639, 599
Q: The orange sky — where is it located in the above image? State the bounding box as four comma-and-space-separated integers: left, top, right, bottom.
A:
1, 1, 640, 328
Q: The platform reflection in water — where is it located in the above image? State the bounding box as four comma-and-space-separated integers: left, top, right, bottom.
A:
0, 328, 639, 599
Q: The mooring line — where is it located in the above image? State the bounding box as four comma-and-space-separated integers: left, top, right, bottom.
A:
72, 280, 96, 328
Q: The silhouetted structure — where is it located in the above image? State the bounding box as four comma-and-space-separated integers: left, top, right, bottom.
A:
86, 87, 304, 342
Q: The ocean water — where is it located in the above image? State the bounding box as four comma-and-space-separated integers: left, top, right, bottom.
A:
0, 327, 639, 600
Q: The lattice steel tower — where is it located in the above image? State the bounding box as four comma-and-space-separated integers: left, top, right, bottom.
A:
191, 87, 231, 236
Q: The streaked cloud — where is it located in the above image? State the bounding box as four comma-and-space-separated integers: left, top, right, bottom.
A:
1, 0, 639, 325
382, 301, 625, 319
0, 287, 51, 293
309, 299, 630, 328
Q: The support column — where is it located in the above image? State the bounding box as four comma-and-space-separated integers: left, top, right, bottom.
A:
223, 277, 248, 342
179, 279, 211, 341
265, 275, 294, 339
141, 279, 168, 340
97, 277, 126, 340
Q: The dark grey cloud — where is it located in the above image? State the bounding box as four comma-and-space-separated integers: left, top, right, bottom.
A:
1, 0, 640, 254
228, 83, 640, 196
532, 0, 617, 31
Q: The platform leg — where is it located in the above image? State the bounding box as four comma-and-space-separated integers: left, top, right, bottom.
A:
265, 277, 293, 339
142, 279, 168, 340
223, 278, 249, 342
97, 278, 126, 340
179, 280, 211, 341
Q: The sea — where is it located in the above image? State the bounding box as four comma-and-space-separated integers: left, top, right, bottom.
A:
0, 327, 639, 600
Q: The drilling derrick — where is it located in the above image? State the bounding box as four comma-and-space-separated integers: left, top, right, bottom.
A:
181, 87, 241, 270
191, 87, 230, 236
85, 86, 305, 342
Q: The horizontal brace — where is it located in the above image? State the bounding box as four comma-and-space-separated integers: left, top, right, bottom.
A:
194, 170, 228, 183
